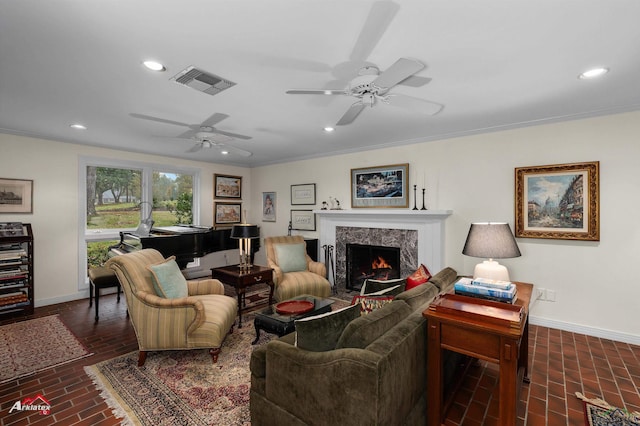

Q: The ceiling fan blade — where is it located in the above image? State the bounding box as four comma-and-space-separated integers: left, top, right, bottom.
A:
175, 129, 197, 139
130, 113, 191, 128
399, 75, 432, 88
385, 94, 443, 116
349, 1, 400, 62
200, 113, 229, 128
213, 129, 252, 140
221, 144, 253, 157
372, 58, 425, 90
336, 101, 366, 126
286, 89, 346, 95
186, 143, 203, 153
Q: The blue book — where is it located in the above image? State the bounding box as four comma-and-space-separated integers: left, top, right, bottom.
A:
454, 280, 516, 299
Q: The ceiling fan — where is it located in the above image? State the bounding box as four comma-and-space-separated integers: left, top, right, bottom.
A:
286, 57, 443, 126
130, 112, 252, 156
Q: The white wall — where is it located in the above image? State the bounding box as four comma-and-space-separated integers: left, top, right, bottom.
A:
250, 111, 640, 344
2, 111, 638, 344
0, 133, 254, 305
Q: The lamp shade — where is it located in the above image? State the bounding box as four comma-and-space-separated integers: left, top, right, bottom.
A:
462, 222, 521, 259
230, 224, 260, 239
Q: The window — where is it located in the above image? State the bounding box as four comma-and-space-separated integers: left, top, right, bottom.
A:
79, 157, 200, 287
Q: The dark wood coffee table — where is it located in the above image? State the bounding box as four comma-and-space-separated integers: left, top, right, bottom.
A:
211, 264, 274, 328
252, 295, 335, 344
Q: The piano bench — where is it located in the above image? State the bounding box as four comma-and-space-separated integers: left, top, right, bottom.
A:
89, 266, 122, 322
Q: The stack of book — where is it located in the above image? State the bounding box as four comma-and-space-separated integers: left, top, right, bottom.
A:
454, 277, 517, 304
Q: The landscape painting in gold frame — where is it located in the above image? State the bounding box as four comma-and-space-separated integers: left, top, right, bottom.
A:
351, 163, 409, 208
515, 161, 599, 241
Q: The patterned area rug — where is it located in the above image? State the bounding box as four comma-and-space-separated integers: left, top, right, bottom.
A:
0, 314, 93, 384
577, 392, 640, 425
86, 297, 350, 425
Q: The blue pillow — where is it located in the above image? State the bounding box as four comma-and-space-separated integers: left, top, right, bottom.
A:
274, 243, 308, 273
147, 256, 188, 299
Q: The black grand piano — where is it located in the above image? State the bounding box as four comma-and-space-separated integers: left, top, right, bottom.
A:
109, 225, 259, 268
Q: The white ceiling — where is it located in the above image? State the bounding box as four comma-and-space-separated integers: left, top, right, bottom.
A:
2, 0, 640, 167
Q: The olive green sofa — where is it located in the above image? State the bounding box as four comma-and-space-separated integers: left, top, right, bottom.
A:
249, 267, 462, 426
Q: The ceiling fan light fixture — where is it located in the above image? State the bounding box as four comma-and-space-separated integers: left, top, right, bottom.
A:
143, 60, 166, 72
579, 67, 609, 79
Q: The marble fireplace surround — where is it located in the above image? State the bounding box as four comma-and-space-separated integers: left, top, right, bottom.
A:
315, 210, 452, 289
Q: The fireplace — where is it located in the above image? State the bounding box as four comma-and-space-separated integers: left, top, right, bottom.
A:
346, 243, 401, 291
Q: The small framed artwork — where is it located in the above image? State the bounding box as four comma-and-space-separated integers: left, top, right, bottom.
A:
214, 202, 242, 226
214, 174, 242, 199
0, 178, 33, 214
515, 161, 599, 241
262, 192, 276, 222
351, 163, 409, 208
291, 183, 316, 205
290, 210, 316, 231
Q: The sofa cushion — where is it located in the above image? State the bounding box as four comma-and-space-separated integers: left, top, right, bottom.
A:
406, 264, 432, 290
294, 303, 361, 352
394, 281, 439, 311
274, 242, 308, 273
336, 300, 412, 349
428, 267, 458, 292
360, 277, 406, 296
146, 256, 188, 299
351, 295, 395, 315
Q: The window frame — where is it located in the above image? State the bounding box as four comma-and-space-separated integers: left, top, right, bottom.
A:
78, 156, 200, 290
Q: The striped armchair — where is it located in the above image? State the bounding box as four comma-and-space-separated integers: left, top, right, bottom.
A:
106, 249, 237, 366
264, 236, 331, 302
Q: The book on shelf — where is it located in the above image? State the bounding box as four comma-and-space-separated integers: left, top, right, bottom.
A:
454, 278, 516, 300
469, 277, 513, 290
455, 288, 518, 304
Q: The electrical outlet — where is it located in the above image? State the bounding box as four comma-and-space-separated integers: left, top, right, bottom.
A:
547, 289, 556, 302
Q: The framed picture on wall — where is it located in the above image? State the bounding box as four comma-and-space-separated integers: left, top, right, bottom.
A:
262, 192, 276, 222
290, 210, 315, 231
0, 178, 33, 214
350, 163, 409, 208
291, 183, 316, 205
214, 202, 242, 226
214, 174, 242, 199
515, 161, 599, 241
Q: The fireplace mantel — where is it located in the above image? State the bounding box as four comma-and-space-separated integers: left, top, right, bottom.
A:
314, 209, 453, 287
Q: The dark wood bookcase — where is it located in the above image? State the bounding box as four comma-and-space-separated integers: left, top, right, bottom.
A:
0, 223, 34, 317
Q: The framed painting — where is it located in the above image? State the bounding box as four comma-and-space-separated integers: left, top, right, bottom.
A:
291, 183, 316, 205
0, 178, 33, 214
351, 163, 409, 208
290, 210, 315, 231
515, 161, 599, 241
214, 202, 242, 226
262, 192, 276, 222
214, 174, 242, 199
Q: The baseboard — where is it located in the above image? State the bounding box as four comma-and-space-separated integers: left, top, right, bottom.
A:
529, 315, 640, 346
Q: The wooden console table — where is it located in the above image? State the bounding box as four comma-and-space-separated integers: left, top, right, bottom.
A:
211, 265, 274, 328
423, 281, 533, 426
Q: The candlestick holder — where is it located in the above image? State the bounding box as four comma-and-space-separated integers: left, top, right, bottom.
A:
421, 188, 428, 210
412, 185, 418, 210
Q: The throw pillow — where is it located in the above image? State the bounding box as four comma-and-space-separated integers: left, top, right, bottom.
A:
273, 242, 308, 273
147, 256, 188, 299
294, 303, 360, 352
360, 277, 406, 296
406, 264, 432, 290
351, 295, 395, 315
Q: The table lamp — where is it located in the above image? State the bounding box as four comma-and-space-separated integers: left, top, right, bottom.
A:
231, 223, 260, 270
462, 222, 521, 281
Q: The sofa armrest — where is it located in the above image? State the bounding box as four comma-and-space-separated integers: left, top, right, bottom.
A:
307, 260, 326, 277
263, 340, 382, 424
187, 278, 225, 296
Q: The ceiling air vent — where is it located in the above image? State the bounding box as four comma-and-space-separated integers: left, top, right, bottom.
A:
170, 66, 236, 96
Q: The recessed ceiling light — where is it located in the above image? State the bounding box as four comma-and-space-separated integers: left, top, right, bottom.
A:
579, 67, 609, 79
220, 150, 229, 155
324, 127, 335, 132
143, 60, 166, 72
69, 123, 87, 130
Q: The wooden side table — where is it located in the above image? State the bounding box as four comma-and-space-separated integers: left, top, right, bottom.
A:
211, 264, 274, 327
423, 281, 533, 426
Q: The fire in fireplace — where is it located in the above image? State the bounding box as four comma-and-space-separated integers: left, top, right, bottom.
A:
346, 243, 401, 291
